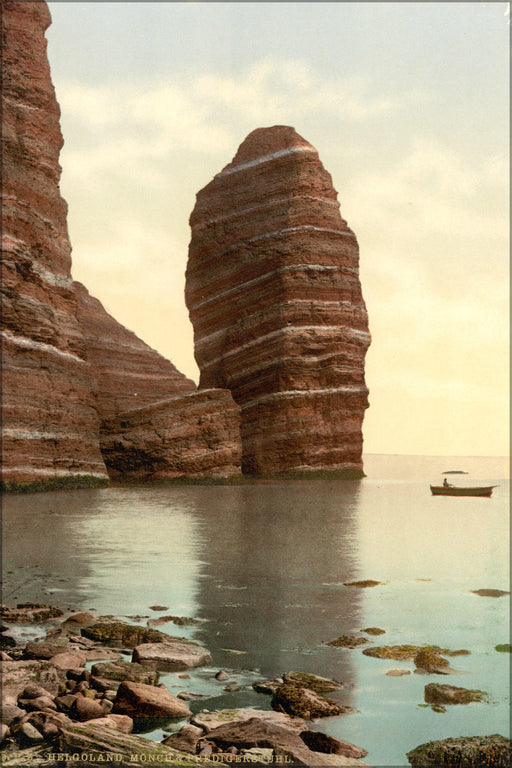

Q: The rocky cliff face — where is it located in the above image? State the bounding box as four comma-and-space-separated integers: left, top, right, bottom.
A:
1, 0, 109, 490
74, 282, 196, 421
1, 0, 242, 489
74, 282, 242, 481
186, 126, 370, 476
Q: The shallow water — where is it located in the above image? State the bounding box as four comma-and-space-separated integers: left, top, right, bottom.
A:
1, 454, 509, 766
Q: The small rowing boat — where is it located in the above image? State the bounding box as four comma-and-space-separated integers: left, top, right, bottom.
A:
430, 485, 497, 497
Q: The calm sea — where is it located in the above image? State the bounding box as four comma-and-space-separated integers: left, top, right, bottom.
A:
1, 454, 510, 766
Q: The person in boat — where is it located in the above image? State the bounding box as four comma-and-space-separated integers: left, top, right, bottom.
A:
443, 478, 453, 488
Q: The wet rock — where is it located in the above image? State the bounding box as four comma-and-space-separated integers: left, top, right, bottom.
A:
80, 621, 172, 647
414, 648, 451, 674
149, 606, 169, 612
60, 612, 97, 629
326, 635, 370, 649
0, 604, 64, 623
424, 683, 488, 705
407, 734, 510, 768
253, 677, 284, 695
272, 684, 350, 719
132, 640, 212, 671
215, 670, 229, 681
361, 627, 386, 635
495, 644, 511, 653
386, 670, 411, 677
91, 660, 159, 685
282, 672, 343, 694
112, 680, 191, 719
471, 589, 509, 598
344, 580, 381, 588
162, 723, 204, 753
300, 730, 368, 758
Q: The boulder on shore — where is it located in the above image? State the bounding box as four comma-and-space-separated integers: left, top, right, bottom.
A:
80, 621, 170, 647
90, 660, 159, 685
112, 680, 191, 720
132, 640, 212, 671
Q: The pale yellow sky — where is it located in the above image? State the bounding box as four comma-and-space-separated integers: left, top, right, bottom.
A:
46, 2, 509, 457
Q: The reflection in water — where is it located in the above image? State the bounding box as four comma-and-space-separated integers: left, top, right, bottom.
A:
191, 480, 363, 687
2, 456, 508, 766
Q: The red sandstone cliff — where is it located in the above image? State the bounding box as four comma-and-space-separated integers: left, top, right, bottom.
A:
1, 0, 109, 489
74, 282, 196, 421
74, 282, 242, 481
186, 126, 371, 476
1, 0, 242, 489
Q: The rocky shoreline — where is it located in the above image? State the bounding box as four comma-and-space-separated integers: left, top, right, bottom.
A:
1, 604, 509, 767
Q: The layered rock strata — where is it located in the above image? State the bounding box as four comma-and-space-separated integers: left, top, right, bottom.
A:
186, 126, 370, 476
99, 389, 242, 481
75, 283, 241, 480
73, 282, 196, 421
1, 0, 108, 490
1, 0, 242, 489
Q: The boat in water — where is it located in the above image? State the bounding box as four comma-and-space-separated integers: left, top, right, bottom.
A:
430, 485, 497, 497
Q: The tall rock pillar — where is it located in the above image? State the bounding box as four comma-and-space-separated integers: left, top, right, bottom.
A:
186, 126, 370, 476
1, 1, 109, 489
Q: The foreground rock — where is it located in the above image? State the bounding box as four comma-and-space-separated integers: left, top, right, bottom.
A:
112, 680, 192, 720
186, 125, 370, 477
271, 684, 352, 719
180, 708, 369, 766
0, 722, 219, 767
407, 734, 510, 767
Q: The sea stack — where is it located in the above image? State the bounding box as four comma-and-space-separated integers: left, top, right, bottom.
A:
1, 1, 109, 489
186, 126, 371, 476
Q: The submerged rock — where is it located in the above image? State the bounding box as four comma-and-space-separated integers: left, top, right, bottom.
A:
326, 635, 370, 649
424, 683, 488, 705
407, 734, 510, 768
344, 580, 382, 588
0, 605, 64, 623
471, 589, 510, 598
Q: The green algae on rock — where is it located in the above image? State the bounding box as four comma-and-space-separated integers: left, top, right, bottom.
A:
407, 734, 510, 768
326, 635, 371, 649
80, 621, 183, 648
424, 683, 488, 705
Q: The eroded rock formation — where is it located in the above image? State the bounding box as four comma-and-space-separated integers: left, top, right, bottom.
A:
1, 0, 242, 489
74, 282, 196, 420
186, 126, 370, 476
1, 0, 109, 490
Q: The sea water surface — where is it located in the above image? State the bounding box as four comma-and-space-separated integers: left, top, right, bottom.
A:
2, 454, 510, 766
